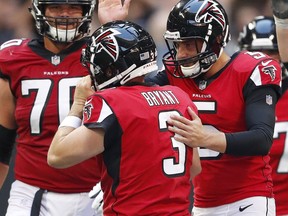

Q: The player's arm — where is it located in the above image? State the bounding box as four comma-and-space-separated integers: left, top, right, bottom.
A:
0, 78, 17, 189
190, 147, 201, 180
275, 26, 288, 65
167, 85, 277, 156
225, 85, 277, 156
97, 0, 132, 25
272, 0, 288, 65
167, 107, 227, 153
47, 76, 104, 169
48, 124, 105, 169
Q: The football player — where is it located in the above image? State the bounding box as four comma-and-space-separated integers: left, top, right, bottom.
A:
272, 0, 288, 69
239, 15, 288, 216
146, 0, 282, 215
0, 0, 131, 215
48, 20, 201, 215
272, 1, 288, 214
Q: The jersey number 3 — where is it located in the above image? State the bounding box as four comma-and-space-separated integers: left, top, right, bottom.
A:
159, 111, 187, 177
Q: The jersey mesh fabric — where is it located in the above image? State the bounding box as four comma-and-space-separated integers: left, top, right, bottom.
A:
166, 51, 282, 207
84, 84, 197, 215
0, 38, 101, 192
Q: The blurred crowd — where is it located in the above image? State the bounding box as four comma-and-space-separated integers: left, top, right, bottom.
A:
0, 0, 273, 65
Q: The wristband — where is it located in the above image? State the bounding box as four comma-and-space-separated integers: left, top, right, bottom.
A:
274, 16, 288, 29
59, 116, 82, 128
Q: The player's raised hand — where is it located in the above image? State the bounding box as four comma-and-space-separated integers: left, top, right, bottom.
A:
98, 0, 132, 25
73, 75, 95, 107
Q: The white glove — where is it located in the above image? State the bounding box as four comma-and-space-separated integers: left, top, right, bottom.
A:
89, 182, 104, 216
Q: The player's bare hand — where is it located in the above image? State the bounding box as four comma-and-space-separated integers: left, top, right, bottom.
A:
98, 0, 132, 24
74, 75, 95, 106
167, 106, 205, 148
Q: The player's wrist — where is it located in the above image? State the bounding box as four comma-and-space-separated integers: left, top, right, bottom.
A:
59, 116, 82, 128
68, 102, 85, 118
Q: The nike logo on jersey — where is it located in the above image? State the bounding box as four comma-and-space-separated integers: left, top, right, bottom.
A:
261, 60, 272, 67
239, 204, 253, 212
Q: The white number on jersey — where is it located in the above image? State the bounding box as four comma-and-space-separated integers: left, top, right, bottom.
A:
194, 101, 221, 159
21, 77, 82, 134
159, 111, 187, 176
245, 51, 266, 60
0, 39, 23, 50
273, 121, 288, 173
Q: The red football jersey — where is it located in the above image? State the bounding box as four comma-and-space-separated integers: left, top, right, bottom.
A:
0, 38, 101, 192
270, 78, 288, 215
83, 85, 197, 215
166, 51, 282, 207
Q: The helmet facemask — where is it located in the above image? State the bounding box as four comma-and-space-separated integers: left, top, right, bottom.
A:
163, 35, 219, 78
30, 0, 96, 43
163, 0, 230, 79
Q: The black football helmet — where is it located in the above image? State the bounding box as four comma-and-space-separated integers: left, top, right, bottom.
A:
163, 0, 230, 78
238, 16, 277, 51
238, 16, 288, 78
30, 0, 96, 43
81, 20, 158, 90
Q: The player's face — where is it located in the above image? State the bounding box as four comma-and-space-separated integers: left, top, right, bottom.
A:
175, 39, 203, 66
45, 4, 83, 30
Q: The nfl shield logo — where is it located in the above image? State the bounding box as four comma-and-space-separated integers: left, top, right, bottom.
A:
51, 55, 61, 66
199, 80, 207, 90
266, 95, 273, 105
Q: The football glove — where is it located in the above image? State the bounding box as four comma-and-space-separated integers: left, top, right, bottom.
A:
89, 182, 104, 215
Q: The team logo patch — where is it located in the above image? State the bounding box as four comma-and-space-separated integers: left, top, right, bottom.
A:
84, 98, 94, 120
195, 0, 226, 29
262, 65, 276, 81
92, 29, 120, 62
266, 95, 273, 105
51, 55, 61, 66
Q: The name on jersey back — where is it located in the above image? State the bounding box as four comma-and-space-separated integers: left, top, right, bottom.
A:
141, 90, 180, 107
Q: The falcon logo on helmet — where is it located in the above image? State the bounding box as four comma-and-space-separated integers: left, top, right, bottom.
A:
196, 0, 225, 29
93, 29, 120, 62
82, 20, 158, 90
